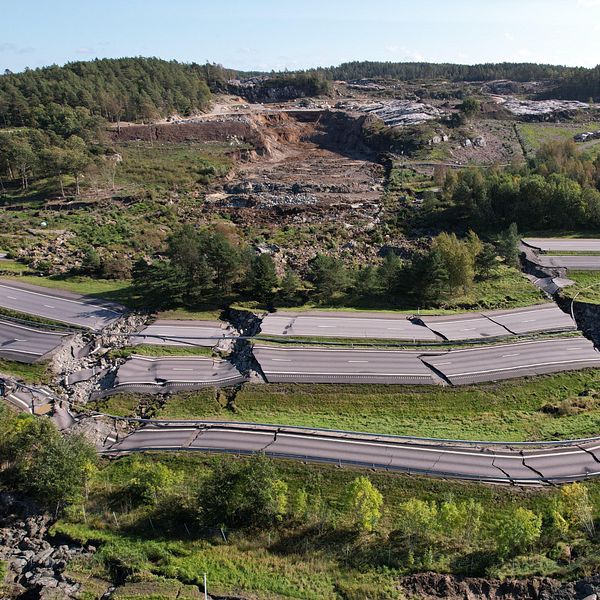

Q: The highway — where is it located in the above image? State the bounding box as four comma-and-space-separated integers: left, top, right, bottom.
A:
0, 280, 125, 330
523, 238, 600, 252
108, 422, 600, 484
420, 313, 510, 340
482, 305, 576, 335
0, 320, 70, 363
535, 255, 600, 270
129, 320, 232, 347
253, 345, 439, 384
422, 336, 600, 385
421, 305, 576, 340
259, 311, 439, 341
112, 355, 246, 393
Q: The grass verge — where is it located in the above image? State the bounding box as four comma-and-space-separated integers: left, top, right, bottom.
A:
154, 372, 600, 441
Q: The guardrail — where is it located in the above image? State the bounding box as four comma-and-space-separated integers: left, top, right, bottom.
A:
4, 377, 600, 451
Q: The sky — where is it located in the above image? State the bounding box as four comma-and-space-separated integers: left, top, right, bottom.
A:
2, 0, 600, 73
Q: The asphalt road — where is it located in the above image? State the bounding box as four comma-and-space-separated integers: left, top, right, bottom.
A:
0, 280, 125, 330
420, 313, 510, 340
2, 383, 54, 415
259, 311, 439, 341
482, 305, 576, 335
420, 305, 574, 340
112, 355, 246, 393
109, 423, 600, 484
422, 336, 600, 385
0, 320, 70, 363
535, 255, 600, 270
523, 238, 600, 252
253, 345, 439, 384
130, 320, 231, 347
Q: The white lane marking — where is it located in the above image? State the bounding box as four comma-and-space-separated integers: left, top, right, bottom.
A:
0, 283, 122, 314
7, 296, 17, 299
1, 349, 42, 356
0, 320, 67, 336
428, 337, 589, 355
502, 353, 520, 357
176, 427, 600, 461
271, 358, 292, 362
461, 327, 477, 331
43, 305, 55, 308
450, 357, 600, 377
264, 370, 431, 377
172, 368, 194, 371
433, 361, 452, 365
8, 394, 31, 411
348, 360, 369, 363
317, 325, 337, 328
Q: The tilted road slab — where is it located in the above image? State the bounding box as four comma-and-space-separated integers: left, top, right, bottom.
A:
112, 355, 246, 393
419, 313, 510, 341
0, 320, 70, 363
421, 336, 600, 385
0, 280, 125, 330
129, 320, 232, 347
482, 304, 576, 335
109, 423, 600, 484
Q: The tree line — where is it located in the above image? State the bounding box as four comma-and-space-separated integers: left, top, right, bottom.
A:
0, 57, 217, 127
131, 224, 518, 310
314, 60, 579, 83
436, 140, 600, 231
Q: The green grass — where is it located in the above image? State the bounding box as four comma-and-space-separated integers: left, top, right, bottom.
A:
157, 308, 225, 321
517, 121, 600, 154
0, 258, 32, 274
0, 358, 50, 384
3, 274, 136, 306
87, 394, 143, 418
116, 142, 235, 192
111, 345, 216, 359
51, 452, 600, 599
560, 271, 600, 304
155, 371, 600, 441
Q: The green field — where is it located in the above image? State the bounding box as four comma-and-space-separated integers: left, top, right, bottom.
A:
141, 371, 600, 442
115, 142, 236, 192
561, 271, 600, 304
517, 121, 600, 154
0, 358, 50, 384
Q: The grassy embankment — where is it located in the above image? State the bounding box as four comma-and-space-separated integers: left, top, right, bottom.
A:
95, 369, 600, 442
560, 271, 600, 305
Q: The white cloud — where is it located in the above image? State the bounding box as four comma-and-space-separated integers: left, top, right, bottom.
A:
577, 0, 600, 6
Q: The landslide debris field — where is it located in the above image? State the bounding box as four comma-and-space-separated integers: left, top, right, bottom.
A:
114, 107, 385, 228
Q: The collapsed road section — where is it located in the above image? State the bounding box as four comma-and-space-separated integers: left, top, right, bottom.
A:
107, 355, 247, 394
422, 336, 600, 385
0, 319, 71, 363
106, 420, 600, 485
